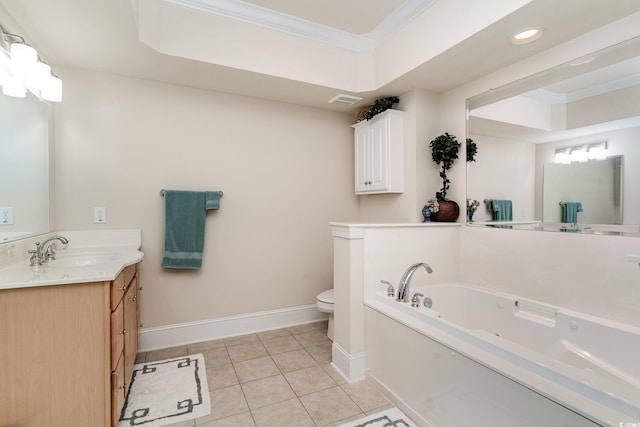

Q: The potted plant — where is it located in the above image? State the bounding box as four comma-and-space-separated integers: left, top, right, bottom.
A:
428, 132, 461, 222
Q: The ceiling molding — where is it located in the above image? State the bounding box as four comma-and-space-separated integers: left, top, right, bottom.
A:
565, 73, 640, 102
165, 0, 437, 51
523, 74, 640, 105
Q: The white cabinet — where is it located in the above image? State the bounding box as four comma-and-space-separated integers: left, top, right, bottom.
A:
352, 109, 404, 194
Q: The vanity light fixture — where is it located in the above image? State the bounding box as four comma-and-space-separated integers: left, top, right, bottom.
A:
0, 24, 62, 102
554, 141, 607, 164
511, 28, 544, 45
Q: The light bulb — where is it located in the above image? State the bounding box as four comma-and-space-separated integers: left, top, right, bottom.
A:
2, 75, 26, 97
10, 43, 37, 82
27, 61, 51, 93
41, 75, 62, 102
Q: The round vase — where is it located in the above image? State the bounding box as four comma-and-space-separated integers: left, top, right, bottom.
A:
430, 200, 460, 222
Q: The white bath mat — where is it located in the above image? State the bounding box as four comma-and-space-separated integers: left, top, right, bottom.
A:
338, 408, 418, 427
118, 354, 211, 427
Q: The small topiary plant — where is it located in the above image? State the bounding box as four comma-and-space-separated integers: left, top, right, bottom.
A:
429, 132, 461, 201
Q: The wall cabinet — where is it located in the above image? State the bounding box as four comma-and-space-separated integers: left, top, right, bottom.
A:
352, 109, 404, 194
0, 263, 140, 427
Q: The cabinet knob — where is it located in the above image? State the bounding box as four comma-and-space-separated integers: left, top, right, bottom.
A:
119, 286, 126, 292
139, 323, 144, 328
120, 329, 127, 335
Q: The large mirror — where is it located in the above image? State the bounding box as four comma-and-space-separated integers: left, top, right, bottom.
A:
0, 92, 51, 243
466, 36, 640, 236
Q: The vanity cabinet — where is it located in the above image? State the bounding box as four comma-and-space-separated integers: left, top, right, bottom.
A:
0, 262, 140, 427
352, 109, 404, 194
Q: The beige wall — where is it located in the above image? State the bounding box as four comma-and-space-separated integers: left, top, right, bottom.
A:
357, 89, 441, 223
54, 68, 359, 327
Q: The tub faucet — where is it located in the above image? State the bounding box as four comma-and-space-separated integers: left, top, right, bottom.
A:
397, 262, 433, 303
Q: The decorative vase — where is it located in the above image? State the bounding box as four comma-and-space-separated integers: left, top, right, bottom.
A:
421, 205, 431, 222
430, 200, 460, 222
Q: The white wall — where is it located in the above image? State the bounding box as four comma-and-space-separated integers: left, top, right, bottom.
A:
54, 68, 359, 328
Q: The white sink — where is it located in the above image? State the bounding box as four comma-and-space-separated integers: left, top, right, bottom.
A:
49, 251, 125, 268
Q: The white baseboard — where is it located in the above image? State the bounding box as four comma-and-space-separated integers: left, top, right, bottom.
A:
331, 341, 366, 383
139, 304, 328, 351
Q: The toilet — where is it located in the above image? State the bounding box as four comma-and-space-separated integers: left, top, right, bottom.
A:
316, 289, 334, 340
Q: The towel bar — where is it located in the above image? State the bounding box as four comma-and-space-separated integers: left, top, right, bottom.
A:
160, 189, 223, 197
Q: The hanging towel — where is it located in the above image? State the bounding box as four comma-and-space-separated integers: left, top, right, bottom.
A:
561, 202, 583, 224
490, 200, 513, 221
162, 190, 221, 269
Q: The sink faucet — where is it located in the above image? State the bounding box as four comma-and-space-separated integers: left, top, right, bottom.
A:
396, 262, 433, 302
29, 236, 69, 266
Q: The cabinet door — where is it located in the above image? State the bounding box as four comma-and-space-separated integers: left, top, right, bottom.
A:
367, 117, 390, 192
124, 277, 139, 386
111, 300, 125, 371
354, 124, 371, 192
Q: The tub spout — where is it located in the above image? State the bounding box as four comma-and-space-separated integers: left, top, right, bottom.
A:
397, 262, 433, 302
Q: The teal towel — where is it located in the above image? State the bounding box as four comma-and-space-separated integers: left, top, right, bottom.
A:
162, 190, 221, 269
490, 200, 512, 221
561, 202, 583, 224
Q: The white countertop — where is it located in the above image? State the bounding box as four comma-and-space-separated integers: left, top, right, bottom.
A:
0, 229, 144, 290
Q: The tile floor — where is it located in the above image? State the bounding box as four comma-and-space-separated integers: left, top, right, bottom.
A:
135, 320, 394, 427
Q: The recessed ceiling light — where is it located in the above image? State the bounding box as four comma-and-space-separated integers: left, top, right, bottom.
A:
511, 28, 544, 45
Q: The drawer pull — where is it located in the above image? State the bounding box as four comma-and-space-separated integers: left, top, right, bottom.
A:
119, 329, 127, 335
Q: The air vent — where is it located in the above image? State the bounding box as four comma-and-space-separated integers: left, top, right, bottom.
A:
328, 94, 363, 105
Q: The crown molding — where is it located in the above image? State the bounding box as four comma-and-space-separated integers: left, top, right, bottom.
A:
165, 0, 437, 52
522, 74, 640, 105
565, 73, 640, 102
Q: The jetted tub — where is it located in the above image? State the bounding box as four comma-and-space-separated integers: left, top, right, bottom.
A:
364, 283, 640, 426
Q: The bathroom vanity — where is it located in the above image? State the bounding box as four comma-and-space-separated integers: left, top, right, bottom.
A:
0, 234, 143, 427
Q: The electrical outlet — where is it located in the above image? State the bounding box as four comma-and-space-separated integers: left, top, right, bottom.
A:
94, 207, 107, 224
0, 207, 13, 225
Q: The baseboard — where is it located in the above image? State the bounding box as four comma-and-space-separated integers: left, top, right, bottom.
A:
139, 304, 328, 351
331, 341, 366, 383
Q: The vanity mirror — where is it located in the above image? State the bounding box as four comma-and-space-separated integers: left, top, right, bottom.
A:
0, 92, 51, 243
466, 36, 640, 236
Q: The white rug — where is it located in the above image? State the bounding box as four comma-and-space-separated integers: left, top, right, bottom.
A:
118, 354, 211, 427
339, 408, 418, 427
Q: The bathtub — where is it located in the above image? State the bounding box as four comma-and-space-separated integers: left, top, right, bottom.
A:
364, 283, 640, 427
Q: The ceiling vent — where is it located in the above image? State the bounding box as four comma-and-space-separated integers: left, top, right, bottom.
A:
329, 94, 363, 105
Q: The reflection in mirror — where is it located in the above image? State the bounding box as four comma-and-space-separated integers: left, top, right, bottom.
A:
466, 36, 640, 236
0, 92, 50, 243
543, 156, 623, 225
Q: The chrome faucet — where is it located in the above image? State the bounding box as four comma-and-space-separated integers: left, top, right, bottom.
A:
396, 262, 433, 303
29, 236, 69, 266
